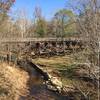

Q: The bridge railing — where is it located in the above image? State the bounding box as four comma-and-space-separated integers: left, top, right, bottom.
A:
0, 37, 83, 43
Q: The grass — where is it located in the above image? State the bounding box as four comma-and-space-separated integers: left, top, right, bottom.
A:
0, 63, 29, 100
33, 55, 75, 69
32, 54, 98, 100
32, 55, 78, 85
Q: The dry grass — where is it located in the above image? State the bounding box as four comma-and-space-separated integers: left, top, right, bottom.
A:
32, 55, 98, 100
0, 63, 29, 100
33, 55, 74, 68
32, 55, 76, 85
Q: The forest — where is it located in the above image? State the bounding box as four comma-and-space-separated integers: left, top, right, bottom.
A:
0, 0, 99, 100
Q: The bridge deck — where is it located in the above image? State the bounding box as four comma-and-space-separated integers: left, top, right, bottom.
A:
0, 38, 82, 43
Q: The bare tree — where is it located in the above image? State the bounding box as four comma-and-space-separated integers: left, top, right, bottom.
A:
67, 0, 100, 99
14, 9, 30, 38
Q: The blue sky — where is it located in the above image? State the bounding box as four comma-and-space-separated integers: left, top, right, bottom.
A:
11, 0, 67, 20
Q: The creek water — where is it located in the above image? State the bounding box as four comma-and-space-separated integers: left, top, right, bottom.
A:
19, 61, 70, 100
22, 75, 70, 100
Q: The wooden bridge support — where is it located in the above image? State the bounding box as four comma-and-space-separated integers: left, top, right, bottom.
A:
0, 39, 84, 58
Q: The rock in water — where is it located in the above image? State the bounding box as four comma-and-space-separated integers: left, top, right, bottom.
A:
47, 74, 63, 93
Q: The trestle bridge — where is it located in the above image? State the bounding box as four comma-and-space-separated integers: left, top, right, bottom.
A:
0, 38, 84, 60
